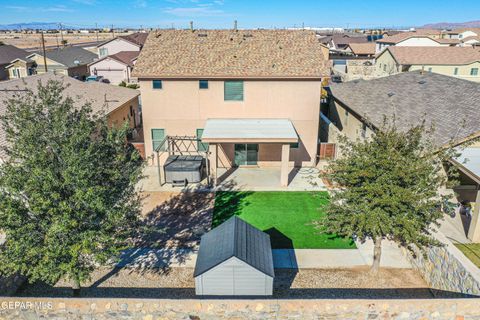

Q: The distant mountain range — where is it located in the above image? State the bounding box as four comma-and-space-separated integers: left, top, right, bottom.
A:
422, 21, 480, 30
0, 22, 76, 30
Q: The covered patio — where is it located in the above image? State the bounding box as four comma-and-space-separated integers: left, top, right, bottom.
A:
202, 119, 299, 187
450, 147, 480, 243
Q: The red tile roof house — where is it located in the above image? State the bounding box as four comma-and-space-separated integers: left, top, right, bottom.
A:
88, 51, 139, 85
132, 29, 330, 187
92, 32, 148, 84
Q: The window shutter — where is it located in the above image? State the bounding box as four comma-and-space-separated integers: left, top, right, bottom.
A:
224, 81, 244, 101
196, 129, 209, 152
151, 129, 165, 151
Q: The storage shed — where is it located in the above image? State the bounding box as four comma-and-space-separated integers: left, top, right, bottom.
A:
194, 216, 275, 296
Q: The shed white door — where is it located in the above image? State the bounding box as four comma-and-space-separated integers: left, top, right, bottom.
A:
196, 257, 272, 296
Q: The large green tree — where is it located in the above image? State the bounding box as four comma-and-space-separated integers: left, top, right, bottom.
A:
0, 80, 144, 293
321, 122, 457, 273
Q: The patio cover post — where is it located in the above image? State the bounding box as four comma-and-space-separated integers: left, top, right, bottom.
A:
281, 143, 290, 187
208, 143, 218, 186
468, 189, 480, 242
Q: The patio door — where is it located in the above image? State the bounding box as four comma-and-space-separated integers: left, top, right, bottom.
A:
234, 144, 258, 166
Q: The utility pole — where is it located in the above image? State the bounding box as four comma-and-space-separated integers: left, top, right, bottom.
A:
59, 23, 64, 45
95, 22, 99, 42
41, 31, 48, 73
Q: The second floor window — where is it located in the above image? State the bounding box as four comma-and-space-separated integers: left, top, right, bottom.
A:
99, 48, 108, 57
224, 81, 244, 101
471, 68, 479, 76
199, 80, 209, 89
152, 80, 162, 89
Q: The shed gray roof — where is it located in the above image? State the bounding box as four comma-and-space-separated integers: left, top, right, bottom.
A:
33, 46, 98, 67
329, 71, 480, 147
194, 216, 274, 278
0, 45, 29, 65
0, 73, 139, 160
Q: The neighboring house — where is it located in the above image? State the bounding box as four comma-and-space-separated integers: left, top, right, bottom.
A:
0, 45, 30, 80
345, 43, 376, 58
6, 46, 98, 80
194, 216, 274, 296
442, 28, 480, 40
460, 36, 480, 47
320, 34, 370, 51
376, 34, 459, 53
133, 29, 330, 186
375, 46, 480, 82
322, 71, 480, 241
96, 32, 148, 58
88, 51, 139, 85
0, 73, 141, 163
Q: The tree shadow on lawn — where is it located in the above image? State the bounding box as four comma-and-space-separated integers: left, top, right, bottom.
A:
211, 189, 254, 227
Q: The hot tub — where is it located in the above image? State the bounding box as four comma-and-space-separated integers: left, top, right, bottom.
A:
164, 155, 205, 185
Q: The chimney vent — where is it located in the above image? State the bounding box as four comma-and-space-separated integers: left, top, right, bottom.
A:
190, 21, 194, 31
234, 20, 238, 31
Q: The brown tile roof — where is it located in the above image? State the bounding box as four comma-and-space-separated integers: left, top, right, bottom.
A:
108, 51, 139, 67
444, 28, 480, 35
346, 43, 376, 55
462, 36, 480, 42
385, 46, 480, 65
133, 29, 330, 79
0, 73, 139, 160
320, 34, 369, 46
377, 30, 443, 44
119, 32, 148, 46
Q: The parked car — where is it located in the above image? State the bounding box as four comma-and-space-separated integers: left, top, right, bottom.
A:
86, 75, 104, 82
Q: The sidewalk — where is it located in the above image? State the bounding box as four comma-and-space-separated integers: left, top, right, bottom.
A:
117, 240, 412, 270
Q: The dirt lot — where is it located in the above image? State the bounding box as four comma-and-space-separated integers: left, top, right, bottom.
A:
18, 266, 432, 299
0, 32, 131, 49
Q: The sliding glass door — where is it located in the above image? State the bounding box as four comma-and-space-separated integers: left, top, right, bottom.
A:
234, 144, 258, 166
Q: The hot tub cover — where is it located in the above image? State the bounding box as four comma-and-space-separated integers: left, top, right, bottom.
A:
164, 155, 205, 172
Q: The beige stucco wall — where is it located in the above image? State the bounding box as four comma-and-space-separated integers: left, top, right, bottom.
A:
322, 99, 374, 157
375, 50, 480, 82
409, 62, 480, 83
107, 96, 140, 129
140, 79, 322, 168
30, 55, 68, 75
98, 39, 140, 57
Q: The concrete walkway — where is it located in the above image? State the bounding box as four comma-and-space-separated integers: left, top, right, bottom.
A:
117, 240, 412, 270
137, 166, 327, 192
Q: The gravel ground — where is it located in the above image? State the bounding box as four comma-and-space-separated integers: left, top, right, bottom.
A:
18, 266, 432, 299
135, 191, 214, 249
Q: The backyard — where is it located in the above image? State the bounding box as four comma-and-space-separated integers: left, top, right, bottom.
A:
455, 243, 480, 268
212, 191, 355, 249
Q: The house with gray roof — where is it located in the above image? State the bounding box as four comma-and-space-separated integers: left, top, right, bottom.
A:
0, 73, 141, 163
194, 216, 274, 296
323, 70, 480, 242
5, 46, 98, 81
0, 45, 30, 80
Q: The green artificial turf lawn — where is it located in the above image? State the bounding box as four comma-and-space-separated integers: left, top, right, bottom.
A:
454, 243, 480, 268
212, 191, 356, 249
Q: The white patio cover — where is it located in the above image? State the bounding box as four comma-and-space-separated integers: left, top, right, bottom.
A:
201, 119, 298, 143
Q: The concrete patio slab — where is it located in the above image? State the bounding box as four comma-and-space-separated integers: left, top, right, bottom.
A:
216, 167, 327, 191
138, 166, 327, 192
355, 239, 412, 269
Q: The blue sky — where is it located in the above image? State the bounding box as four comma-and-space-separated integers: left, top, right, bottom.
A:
1, 0, 480, 29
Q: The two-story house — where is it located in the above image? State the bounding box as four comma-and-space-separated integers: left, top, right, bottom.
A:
91, 32, 148, 84
322, 71, 480, 242
375, 46, 480, 82
133, 29, 330, 186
